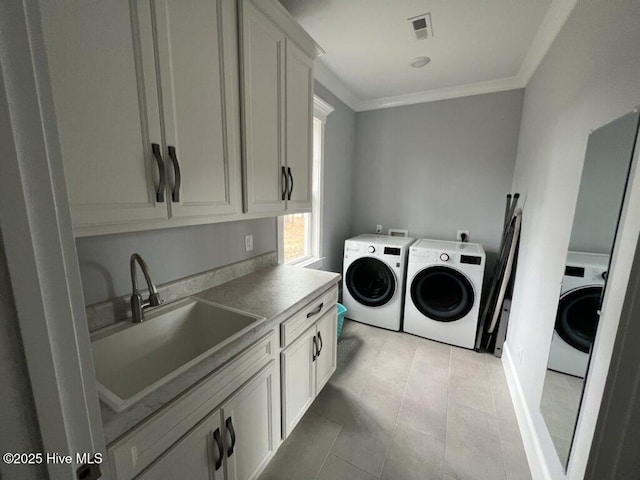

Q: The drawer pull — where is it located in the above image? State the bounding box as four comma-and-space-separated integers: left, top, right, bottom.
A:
151, 143, 165, 203
317, 331, 323, 356
307, 302, 324, 318
213, 428, 223, 470
225, 417, 236, 457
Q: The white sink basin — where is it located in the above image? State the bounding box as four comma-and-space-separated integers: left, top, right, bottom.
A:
92, 298, 264, 412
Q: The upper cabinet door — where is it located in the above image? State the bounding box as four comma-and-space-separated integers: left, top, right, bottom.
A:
154, 0, 241, 219
240, 0, 286, 214
285, 41, 313, 213
39, 0, 168, 232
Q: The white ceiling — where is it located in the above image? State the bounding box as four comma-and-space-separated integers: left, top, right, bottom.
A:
279, 0, 578, 111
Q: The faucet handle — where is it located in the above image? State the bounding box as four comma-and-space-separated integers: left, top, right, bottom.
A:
149, 292, 162, 307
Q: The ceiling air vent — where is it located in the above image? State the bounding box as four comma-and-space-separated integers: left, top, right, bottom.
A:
408, 13, 433, 40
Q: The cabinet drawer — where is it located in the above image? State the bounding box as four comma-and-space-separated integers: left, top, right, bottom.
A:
280, 285, 337, 348
108, 330, 277, 480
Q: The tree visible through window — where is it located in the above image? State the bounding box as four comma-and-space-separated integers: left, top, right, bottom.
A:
283, 116, 323, 264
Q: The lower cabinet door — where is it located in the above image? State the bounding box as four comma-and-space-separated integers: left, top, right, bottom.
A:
315, 309, 337, 393
137, 409, 225, 480
281, 326, 317, 438
222, 362, 280, 480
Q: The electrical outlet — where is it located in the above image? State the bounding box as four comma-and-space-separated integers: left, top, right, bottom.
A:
245, 234, 253, 252
457, 230, 470, 241
376, 224, 382, 234
517, 345, 524, 365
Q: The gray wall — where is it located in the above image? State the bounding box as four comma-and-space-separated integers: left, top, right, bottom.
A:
315, 81, 356, 274
352, 90, 524, 265
0, 231, 46, 480
505, 0, 640, 477
76, 217, 276, 305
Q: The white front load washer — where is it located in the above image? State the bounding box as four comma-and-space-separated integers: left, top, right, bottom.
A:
342, 234, 415, 331
547, 251, 609, 378
403, 239, 486, 349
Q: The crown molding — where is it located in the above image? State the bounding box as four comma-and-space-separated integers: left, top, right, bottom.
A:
518, 0, 579, 84
355, 76, 525, 112
314, 60, 360, 111
313, 0, 578, 112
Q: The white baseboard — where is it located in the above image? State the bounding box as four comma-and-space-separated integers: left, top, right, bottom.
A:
502, 343, 553, 480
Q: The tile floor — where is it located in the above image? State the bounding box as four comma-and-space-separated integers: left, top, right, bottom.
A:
259, 320, 532, 480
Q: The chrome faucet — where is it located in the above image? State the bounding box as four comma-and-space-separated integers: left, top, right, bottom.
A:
130, 253, 162, 322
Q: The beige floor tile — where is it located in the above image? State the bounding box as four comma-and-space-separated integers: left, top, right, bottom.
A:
397, 367, 449, 437
445, 402, 506, 480
450, 347, 487, 366
331, 411, 394, 477
381, 423, 446, 480
329, 361, 371, 395
309, 383, 361, 427
317, 455, 377, 480
330, 374, 403, 477
258, 413, 341, 480
449, 376, 496, 415
264, 323, 531, 480
501, 440, 532, 480
491, 381, 518, 424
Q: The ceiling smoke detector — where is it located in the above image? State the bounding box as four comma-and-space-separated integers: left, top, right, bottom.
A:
408, 13, 433, 40
410, 57, 431, 68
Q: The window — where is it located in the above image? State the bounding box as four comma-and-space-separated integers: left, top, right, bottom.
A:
279, 96, 334, 268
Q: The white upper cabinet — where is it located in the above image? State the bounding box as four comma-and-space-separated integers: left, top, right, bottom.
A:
239, 0, 322, 215
40, 0, 319, 235
285, 41, 314, 212
239, 0, 287, 214
40, 0, 241, 236
153, 0, 241, 220
39, 0, 167, 229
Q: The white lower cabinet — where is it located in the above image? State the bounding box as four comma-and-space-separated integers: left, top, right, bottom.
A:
137, 410, 225, 480
222, 365, 280, 480
108, 332, 279, 480
281, 306, 337, 438
137, 363, 278, 480
108, 286, 338, 479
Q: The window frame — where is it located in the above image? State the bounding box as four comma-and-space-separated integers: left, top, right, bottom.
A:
277, 95, 334, 268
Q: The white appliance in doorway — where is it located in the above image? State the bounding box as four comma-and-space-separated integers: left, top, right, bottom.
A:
342, 234, 415, 331
547, 251, 609, 378
403, 239, 486, 349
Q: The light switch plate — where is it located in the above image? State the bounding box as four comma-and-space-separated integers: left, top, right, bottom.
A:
245, 234, 253, 252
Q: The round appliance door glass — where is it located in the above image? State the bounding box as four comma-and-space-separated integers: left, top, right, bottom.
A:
346, 257, 396, 307
410, 266, 474, 322
555, 286, 602, 353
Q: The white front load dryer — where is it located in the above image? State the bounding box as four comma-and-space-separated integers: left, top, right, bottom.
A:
403, 239, 486, 349
342, 234, 415, 331
547, 251, 609, 378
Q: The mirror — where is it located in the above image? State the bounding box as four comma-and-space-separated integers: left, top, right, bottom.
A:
540, 110, 640, 468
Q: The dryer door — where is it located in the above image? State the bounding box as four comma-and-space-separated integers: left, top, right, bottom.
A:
410, 266, 474, 322
555, 286, 602, 353
345, 257, 396, 307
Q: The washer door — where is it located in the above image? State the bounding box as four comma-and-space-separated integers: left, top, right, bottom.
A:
410, 266, 475, 322
346, 257, 396, 307
555, 286, 602, 353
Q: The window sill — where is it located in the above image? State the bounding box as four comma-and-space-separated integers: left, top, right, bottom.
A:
286, 256, 325, 270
